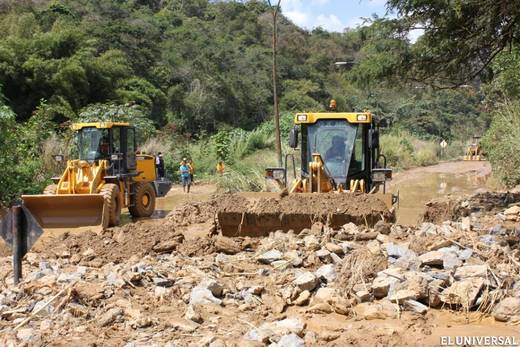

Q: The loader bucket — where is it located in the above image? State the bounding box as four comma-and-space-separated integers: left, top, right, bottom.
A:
217, 192, 395, 237
21, 194, 106, 229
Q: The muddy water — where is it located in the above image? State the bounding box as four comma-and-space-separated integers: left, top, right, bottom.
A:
389, 161, 492, 225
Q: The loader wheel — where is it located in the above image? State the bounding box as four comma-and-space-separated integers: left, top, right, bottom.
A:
43, 184, 57, 195
129, 183, 156, 218
100, 184, 121, 227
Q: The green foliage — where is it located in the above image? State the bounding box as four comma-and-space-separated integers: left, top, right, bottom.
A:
380, 130, 444, 170
387, 0, 520, 86
481, 102, 520, 187
78, 103, 155, 144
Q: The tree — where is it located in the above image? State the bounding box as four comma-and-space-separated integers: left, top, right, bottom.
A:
387, 0, 520, 87
267, 0, 282, 167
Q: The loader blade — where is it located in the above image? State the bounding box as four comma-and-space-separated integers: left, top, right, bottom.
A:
21, 194, 106, 229
217, 192, 395, 237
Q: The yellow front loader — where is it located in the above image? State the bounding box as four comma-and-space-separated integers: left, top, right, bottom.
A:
22, 122, 171, 229
217, 108, 396, 236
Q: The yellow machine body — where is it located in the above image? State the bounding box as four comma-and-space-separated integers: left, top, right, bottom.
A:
22, 122, 170, 230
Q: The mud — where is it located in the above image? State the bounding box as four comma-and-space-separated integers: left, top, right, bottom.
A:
38, 221, 184, 265
423, 191, 520, 224
218, 193, 394, 237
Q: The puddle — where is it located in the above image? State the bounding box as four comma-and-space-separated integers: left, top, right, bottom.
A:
390, 170, 491, 225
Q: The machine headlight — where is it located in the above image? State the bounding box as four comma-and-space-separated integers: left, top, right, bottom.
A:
357, 114, 368, 121
297, 114, 308, 122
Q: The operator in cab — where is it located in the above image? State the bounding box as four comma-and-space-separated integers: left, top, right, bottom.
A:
325, 136, 346, 162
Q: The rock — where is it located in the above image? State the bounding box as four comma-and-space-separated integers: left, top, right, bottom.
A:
355, 290, 371, 303
32, 300, 54, 317
106, 272, 125, 287
442, 252, 462, 270
199, 279, 224, 297
403, 299, 428, 314
388, 289, 417, 303
272, 260, 291, 270
493, 297, 520, 322
325, 242, 343, 255
419, 251, 444, 266
209, 339, 226, 347
376, 233, 389, 243
165, 317, 200, 332
257, 250, 283, 264
303, 235, 320, 251
189, 286, 222, 306
440, 278, 485, 307
311, 222, 324, 234
17, 328, 38, 343
457, 248, 473, 261
385, 243, 415, 259
330, 253, 343, 264
312, 287, 337, 305
248, 286, 264, 296
504, 205, 520, 215
374, 220, 391, 235
306, 302, 333, 314
214, 236, 242, 254
152, 240, 178, 253
315, 264, 337, 283
418, 223, 437, 236
315, 248, 332, 263
155, 286, 170, 298
353, 301, 398, 320
453, 265, 488, 280
427, 279, 444, 307
185, 305, 203, 323
244, 327, 272, 343
293, 272, 319, 292
342, 222, 359, 234
371, 269, 403, 299
285, 250, 303, 267
153, 277, 173, 287
98, 308, 123, 327
277, 333, 305, 347
428, 240, 452, 251
293, 290, 311, 306
366, 240, 381, 255
354, 232, 379, 241
260, 318, 305, 336
461, 217, 471, 231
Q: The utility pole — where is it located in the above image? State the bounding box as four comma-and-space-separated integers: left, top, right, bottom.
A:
267, 0, 282, 167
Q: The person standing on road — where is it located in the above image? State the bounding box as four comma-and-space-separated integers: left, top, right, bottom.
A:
216, 161, 225, 175
179, 160, 191, 193
156, 152, 165, 179
187, 159, 194, 184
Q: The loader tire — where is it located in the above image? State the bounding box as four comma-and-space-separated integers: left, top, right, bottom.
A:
101, 183, 121, 227
43, 184, 57, 195
129, 182, 156, 218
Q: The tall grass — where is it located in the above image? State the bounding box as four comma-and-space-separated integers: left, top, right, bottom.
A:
380, 130, 453, 170
482, 101, 520, 187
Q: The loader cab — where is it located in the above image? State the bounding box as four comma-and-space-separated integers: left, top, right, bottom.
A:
74, 122, 137, 174
292, 112, 387, 192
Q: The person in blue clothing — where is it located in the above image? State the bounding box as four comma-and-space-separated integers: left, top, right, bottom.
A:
179, 159, 191, 193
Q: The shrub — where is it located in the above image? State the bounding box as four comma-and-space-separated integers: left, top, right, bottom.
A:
482, 101, 520, 187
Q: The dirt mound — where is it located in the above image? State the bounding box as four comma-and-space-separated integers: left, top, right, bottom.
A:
218, 193, 395, 236
40, 221, 184, 265
167, 199, 219, 226
423, 191, 520, 223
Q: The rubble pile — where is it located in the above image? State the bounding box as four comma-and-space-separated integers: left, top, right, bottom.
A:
0, 195, 519, 346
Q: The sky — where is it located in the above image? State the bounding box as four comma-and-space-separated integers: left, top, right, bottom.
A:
280, 0, 390, 32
